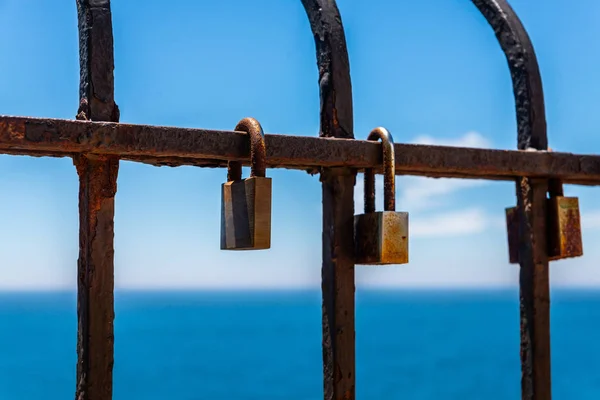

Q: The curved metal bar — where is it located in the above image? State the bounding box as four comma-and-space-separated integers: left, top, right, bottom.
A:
227, 117, 267, 180
301, 1, 355, 399
364, 127, 396, 213
472, 1, 565, 192
301, 0, 353, 140
471, 0, 547, 151
472, 2, 553, 398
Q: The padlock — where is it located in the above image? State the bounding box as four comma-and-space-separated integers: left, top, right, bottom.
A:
220, 117, 272, 250
354, 127, 409, 265
505, 179, 583, 263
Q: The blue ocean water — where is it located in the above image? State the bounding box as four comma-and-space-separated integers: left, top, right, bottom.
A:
0, 289, 598, 399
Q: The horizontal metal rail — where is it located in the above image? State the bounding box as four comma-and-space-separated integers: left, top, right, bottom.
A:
1, 115, 599, 185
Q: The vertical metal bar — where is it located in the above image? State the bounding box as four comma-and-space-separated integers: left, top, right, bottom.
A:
74, 1, 120, 399
301, 1, 355, 399
471, 1, 551, 398
517, 176, 550, 400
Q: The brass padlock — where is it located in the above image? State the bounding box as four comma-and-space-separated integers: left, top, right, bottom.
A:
220, 117, 272, 250
505, 179, 583, 263
354, 127, 409, 265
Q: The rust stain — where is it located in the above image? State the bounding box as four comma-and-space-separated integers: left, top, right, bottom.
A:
562, 208, 582, 256
9, 120, 25, 140
554, 197, 583, 259
0, 119, 25, 141
332, 106, 339, 129
234, 117, 267, 178
1, 115, 600, 186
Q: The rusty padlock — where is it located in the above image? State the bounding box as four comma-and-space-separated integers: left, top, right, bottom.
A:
354, 127, 409, 265
220, 117, 272, 250
505, 179, 583, 263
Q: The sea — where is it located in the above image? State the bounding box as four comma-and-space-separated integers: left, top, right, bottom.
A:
0, 289, 598, 399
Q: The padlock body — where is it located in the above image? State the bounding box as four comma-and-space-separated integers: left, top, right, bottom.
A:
547, 196, 583, 261
505, 196, 583, 264
354, 211, 409, 265
221, 176, 272, 250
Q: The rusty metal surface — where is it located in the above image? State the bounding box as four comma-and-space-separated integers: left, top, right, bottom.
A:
236, 118, 267, 178
472, 0, 546, 152
226, 117, 267, 182
357, 128, 408, 266
547, 196, 583, 261
75, 1, 119, 399
354, 211, 409, 266
516, 178, 551, 400
0, 0, 596, 398
2, 115, 600, 185
472, 1, 552, 398
508, 196, 584, 265
364, 127, 396, 213
301, 0, 356, 399
221, 114, 271, 251
73, 154, 118, 400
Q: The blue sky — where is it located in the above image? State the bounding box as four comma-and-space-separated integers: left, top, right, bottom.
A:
1, 0, 599, 290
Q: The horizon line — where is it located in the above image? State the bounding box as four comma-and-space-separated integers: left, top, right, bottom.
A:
0, 285, 598, 293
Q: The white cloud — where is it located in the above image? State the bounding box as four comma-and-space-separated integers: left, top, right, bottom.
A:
355, 174, 489, 214
582, 210, 600, 230
410, 131, 493, 148
411, 208, 491, 238
400, 131, 493, 211
410, 207, 600, 240
398, 176, 487, 212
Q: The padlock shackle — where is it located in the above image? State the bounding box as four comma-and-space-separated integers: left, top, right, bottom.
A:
548, 178, 564, 197
227, 117, 267, 181
364, 127, 395, 213
547, 148, 564, 197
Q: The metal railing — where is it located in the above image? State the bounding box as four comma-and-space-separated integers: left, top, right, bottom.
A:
1, 0, 596, 399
